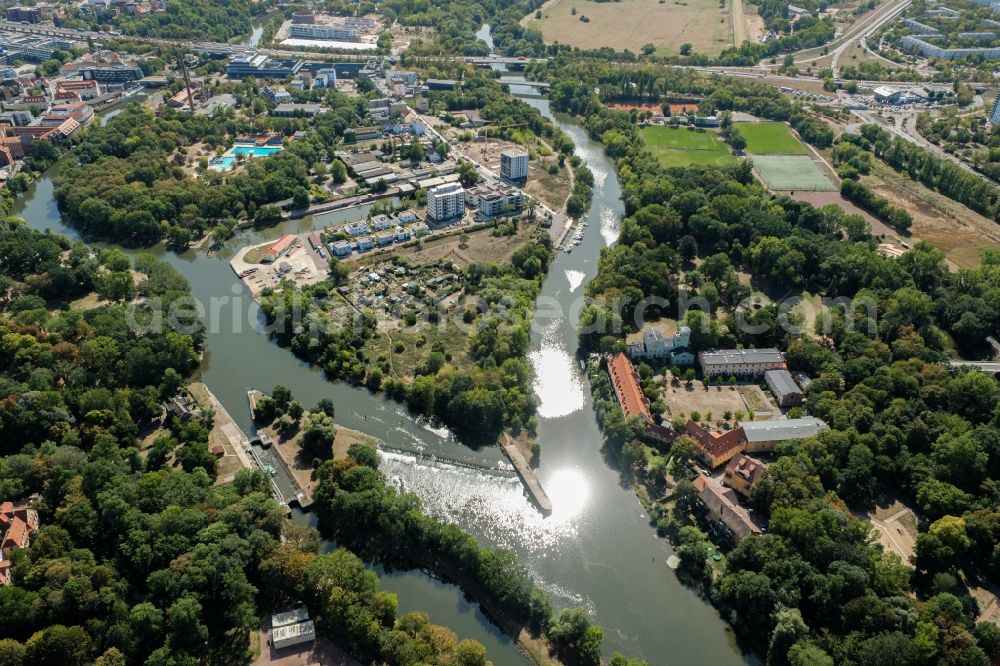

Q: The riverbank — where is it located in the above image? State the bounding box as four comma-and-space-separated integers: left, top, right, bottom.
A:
187, 382, 253, 483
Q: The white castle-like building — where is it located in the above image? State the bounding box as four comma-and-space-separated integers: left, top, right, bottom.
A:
626, 326, 696, 365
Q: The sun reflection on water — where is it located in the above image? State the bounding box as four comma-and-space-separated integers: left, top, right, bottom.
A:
545, 468, 590, 520
380, 452, 582, 554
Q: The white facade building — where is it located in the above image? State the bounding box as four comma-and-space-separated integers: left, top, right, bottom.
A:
289, 23, 360, 41
427, 182, 466, 221
627, 326, 695, 365
698, 348, 786, 378
500, 149, 529, 181
471, 184, 524, 217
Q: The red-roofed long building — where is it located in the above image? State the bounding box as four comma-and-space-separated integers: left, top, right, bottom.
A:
607, 353, 672, 444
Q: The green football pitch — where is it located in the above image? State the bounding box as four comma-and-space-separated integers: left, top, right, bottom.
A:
736, 122, 809, 155
639, 126, 737, 168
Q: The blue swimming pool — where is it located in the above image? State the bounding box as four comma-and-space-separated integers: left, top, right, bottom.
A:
230, 145, 282, 157
209, 156, 237, 171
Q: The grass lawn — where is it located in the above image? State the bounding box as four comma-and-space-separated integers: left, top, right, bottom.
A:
640, 126, 737, 168
736, 121, 808, 155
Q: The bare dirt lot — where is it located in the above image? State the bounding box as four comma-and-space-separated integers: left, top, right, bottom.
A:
863, 162, 1000, 268
663, 381, 772, 423
522, 0, 733, 56
861, 499, 918, 565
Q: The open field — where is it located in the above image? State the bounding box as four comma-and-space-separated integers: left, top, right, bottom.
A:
753, 155, 837, 191
737, 122, 808, 155
862, 161, 1000, 268
523, 159, 571, 211
368, 321, 474, 380
640, 126, 737, 168
522, 0, 733, 56
355, 222, 540, 270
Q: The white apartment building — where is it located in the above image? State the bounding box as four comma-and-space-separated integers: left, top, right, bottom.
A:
500, 149, 529, 181
427, 183, 466, 221
471, 184, 524, 217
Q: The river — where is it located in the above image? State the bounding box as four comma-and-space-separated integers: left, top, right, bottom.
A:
15, 54, 747, 663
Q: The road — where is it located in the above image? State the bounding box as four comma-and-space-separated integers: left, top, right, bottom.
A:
849, 106, 983, 178
768, 0, 912, 68
732, 0, 747, 46
950, 361, 1000, 372
827, 0, 912, 73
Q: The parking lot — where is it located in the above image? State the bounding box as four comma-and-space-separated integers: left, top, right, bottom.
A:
230, 237, 329, 298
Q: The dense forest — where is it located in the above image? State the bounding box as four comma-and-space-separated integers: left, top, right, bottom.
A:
553, 75, 1000, 665
101, 0, 258, 41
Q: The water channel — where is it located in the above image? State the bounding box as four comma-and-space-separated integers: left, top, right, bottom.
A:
15, 54, 747, 663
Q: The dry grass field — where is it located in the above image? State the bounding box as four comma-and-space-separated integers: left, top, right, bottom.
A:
523, 0, 733, 56
862, 162, 1000, 268
355, 223, 540, 270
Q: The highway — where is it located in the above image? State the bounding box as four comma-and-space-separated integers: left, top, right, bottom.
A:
768, 0, 912, 69
828, 0, 912, 74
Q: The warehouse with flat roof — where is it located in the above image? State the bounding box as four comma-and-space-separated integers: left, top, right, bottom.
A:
270, 607, 315, 651
765, 368, 804, 407
698, 348, 785, 377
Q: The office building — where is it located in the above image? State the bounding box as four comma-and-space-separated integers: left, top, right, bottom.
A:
6, 6, 41, 22
500, 149, 529, 181
271, 608, 314, 651
226, 51, 303, 79
79, 64, 143, 82
289, 23, 360, 41
427, 182, 466, 221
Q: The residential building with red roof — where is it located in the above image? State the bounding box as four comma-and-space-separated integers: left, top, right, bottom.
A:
1, 517, 30, 557
0, 502, 38, 565
685, 420, 748, 468
723, 453, 767, 498
693, 476, 761, 543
